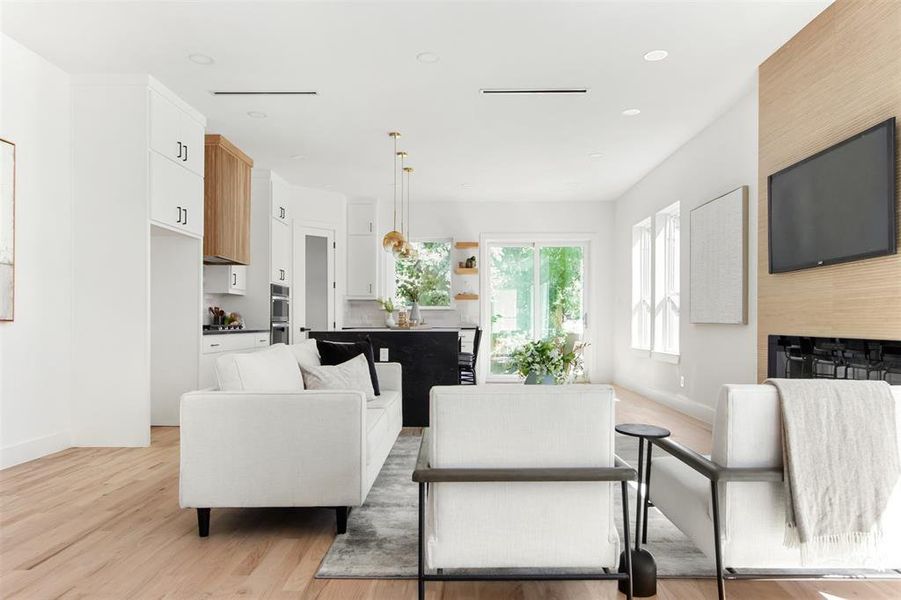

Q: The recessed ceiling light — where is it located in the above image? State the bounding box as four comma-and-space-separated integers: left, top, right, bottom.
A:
461, 183, 473, 189
589, 152, 603, 159
417, 52, 440, 64
247, 111, 267, 119
290, 154, 305, 160
622, 108, 641, 117
643, 50, 669, 62
188, 53, 215, 65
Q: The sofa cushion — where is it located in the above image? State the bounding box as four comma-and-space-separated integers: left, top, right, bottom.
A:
301, 354, 375, 400
215, 353, 243, 392
366, 390, 400, 410
289, 339, 321, 371
223, 344, 305, 392
317, 338, 380, 396
216, 344, 305, 392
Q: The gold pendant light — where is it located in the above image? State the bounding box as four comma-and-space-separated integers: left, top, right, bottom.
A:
398, 166, 417, 259
393, 151, 410, 257
382, 132, 405, 254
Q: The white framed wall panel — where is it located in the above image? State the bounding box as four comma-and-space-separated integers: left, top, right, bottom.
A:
689, 185, 748, 324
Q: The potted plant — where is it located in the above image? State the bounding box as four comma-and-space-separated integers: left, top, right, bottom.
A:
510, 335, 587, 384
376, 297, 396, 327
397, 278, 422, 325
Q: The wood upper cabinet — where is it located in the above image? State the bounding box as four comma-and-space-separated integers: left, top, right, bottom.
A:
203, 134, 253, 265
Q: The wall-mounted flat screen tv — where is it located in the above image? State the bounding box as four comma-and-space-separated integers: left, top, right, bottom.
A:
768, 117, 896, 273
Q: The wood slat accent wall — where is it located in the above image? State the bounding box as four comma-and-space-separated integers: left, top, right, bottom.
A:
757, 0, 901, 381
203, 134, 253, 265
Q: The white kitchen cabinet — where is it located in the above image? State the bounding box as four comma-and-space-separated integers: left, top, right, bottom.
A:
150, 152, 203, 237
347, 202, 376, 235
271, 218, 291, 285
204, 264, 247, 295
346, 235, 378, 297
271, 177, 292, 224
149, 89, 205, 177
272, 196, 290, 223
149, 91, 180, 163
179, 112, 205, 176
346, 200, 379, 299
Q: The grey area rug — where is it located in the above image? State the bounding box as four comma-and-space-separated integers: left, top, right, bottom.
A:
316, 433, 715, 579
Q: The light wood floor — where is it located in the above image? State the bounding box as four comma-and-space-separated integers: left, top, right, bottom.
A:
2, 386, 900, 599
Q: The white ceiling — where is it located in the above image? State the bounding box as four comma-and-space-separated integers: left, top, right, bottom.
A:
2, 1, 830, 203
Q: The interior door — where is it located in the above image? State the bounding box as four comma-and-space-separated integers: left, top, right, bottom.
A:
293, 224, 336, 336
486, 240, 588, 381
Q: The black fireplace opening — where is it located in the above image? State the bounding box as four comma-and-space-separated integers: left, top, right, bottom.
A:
768, 335, 901, 383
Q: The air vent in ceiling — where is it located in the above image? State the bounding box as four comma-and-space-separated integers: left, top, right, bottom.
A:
480, 88, 588, 95
210, 91, 318, 96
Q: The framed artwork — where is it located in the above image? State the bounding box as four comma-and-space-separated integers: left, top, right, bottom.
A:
689, 185, 748, 324
1, 138, 14, 321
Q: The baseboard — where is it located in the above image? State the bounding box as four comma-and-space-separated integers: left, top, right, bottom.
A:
1, 431, 72, 470
613, 376, 716, 425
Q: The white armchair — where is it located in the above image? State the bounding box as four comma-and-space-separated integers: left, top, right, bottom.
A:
413, 384, 636, 600
648, 383, 901, 599
179, 361, 402, 537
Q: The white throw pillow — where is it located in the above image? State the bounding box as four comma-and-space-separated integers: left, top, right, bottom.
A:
289, 338, 321, 371
301, 353, 375, 400
215, 352, 244, 391
217, 344, 305, 392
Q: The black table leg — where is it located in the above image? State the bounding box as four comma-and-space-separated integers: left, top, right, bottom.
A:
642, 443, 653, 544
615, 424, 668, 598
634, 437, 644, 551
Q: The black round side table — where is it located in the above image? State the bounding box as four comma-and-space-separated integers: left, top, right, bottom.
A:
615, 423, 671, 598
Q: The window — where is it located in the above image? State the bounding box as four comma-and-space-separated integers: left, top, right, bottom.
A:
631, 218, 652, 350
394, 239, 452, 308
654, 202, 680, 356
487, 241, 586, 378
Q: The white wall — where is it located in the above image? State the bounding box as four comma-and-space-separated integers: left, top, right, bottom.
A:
612, 86, 759, 422
70, 78, 151, 447
364, 199, 615, 382
0, 35, 74, 467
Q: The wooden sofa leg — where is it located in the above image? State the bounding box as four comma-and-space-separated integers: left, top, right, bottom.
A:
197, 508, 210, 537
335, 507, 349, 534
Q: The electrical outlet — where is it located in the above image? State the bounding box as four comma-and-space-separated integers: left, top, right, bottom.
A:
379, 348, 389, 362
680, 375, 685, 388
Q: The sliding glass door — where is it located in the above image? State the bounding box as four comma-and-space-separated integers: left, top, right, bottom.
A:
487, 241, 587, 380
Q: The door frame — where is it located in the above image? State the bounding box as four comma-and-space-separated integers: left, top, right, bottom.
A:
293, 222, 336, 336
480, 232, 592, 383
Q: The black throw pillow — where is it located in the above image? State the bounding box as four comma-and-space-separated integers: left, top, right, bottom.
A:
316, 337, 381, 396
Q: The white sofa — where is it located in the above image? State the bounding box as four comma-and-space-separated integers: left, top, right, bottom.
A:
413, 385, 636, 599
179, 352, 402, 537
649, 383, 901, 598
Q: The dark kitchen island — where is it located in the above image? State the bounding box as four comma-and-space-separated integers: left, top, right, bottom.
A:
309, 328, 460, 427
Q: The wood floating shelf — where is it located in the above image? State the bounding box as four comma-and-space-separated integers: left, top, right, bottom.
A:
455, 241, 479, 249
454, 267, 478, 275
455, 293, 479, 301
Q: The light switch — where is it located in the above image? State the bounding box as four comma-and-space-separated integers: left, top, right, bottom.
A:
379, 348, 389, 362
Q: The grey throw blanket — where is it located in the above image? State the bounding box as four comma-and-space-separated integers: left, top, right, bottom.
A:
767, 378, 899, 563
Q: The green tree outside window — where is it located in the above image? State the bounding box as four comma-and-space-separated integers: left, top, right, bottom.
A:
395, 241, 452, 307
